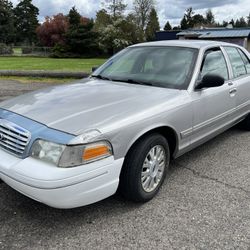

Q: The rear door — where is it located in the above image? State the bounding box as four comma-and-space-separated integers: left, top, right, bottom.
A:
223, 46, 250, 118
190, 47, 237, 146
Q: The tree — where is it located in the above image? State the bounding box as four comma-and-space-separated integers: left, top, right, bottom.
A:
229, 18, 235, 27
180, 7, 194, 29
235, 17, 247, 27
98, 15, 139, 55
36, 14, 69, 47
65, 7, 99, 55
95, 3, 141, 54
185, 7, 194, 27
145, 8, 160, 41
133, 0, 154, 34
102, 0, 127, 18
205, 9, 215, 25
164, 21, 172, 31
180, 16, 188, 29
172, 26, 181, 30
0, 0, 15, 44
247, 13, 250, 26
192, 14, 205, 27
68, 6, 81, 27
14, 0, 39, 45
180, 8, 206, 29
222, 20, 229, 27
94, 9, 112, 31
124, 14, 142, 43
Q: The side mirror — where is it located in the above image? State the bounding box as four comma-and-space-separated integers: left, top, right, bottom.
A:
92, 66, 99, 73
195, 74, 225, 90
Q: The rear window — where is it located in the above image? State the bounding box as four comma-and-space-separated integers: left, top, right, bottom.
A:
224, 47, 247, 78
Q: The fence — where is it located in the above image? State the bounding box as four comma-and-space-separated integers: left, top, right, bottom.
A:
12, 46, 52, 57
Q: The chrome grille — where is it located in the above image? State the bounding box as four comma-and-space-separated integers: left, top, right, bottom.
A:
0, 119, 31, 156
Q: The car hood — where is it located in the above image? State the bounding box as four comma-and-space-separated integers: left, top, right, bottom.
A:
0, 78, 187, 135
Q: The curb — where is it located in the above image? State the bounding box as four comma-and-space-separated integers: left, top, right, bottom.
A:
0, 70, 89, 78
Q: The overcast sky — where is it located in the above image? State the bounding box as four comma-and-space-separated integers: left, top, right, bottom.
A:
10, 0, 250, 27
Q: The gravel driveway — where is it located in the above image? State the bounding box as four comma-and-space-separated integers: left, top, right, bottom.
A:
0, 80, 249, 250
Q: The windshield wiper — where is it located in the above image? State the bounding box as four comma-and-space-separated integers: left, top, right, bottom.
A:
91, 74, 112, 81
113, 78, 153, 86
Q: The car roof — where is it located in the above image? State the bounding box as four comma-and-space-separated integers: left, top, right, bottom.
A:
130, 40, 237, 49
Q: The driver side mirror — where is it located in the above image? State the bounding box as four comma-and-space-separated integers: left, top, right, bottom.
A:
195, 74, 225, 90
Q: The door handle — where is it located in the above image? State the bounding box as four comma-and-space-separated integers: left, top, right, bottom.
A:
229, 88, 237, 94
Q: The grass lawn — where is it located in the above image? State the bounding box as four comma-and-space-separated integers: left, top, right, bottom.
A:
0, 57, 107, 73
0, 76, 77, 84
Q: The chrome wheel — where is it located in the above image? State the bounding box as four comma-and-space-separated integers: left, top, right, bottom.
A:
141, 145, 166, 193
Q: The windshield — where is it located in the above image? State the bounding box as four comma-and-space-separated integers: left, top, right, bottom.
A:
93, 46, 198, 89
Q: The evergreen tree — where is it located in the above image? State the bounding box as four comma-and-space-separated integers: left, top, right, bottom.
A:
172, 26, 181, 30
14, 0, 39, 44
222, 20, 229, 27
0, 0, 15, 44
229, 19, 235, 27
164, 21, 172, 31
68, 6, 81, 27
239, 17, 247, 27
180, 7, 194, 29
145, 8, 160, 41
247, 13, 250, 26
180, 8, 207, 29
235, 17, 247, 27
94, 9, 112, 31
205, 9, 215, 25
180, 16, 188, 29
185, 7, 194, 27
66, 7, 98, 56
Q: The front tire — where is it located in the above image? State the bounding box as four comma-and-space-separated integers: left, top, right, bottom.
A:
241, 114, 250, 131
119, 133, 170, 202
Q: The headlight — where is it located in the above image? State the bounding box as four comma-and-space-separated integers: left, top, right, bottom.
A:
30, 140, 66, 165
30, 140, 113, 168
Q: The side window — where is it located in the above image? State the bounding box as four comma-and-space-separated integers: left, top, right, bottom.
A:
237, 48, 250, 74
224, 46, 247, 78
200, 49, 229, 80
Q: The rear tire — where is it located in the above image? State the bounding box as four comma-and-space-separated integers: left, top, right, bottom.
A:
119, 133, 170, 202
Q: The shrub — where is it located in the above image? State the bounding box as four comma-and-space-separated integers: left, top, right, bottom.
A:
50, 43, 68, 58
0, 43, 13, 55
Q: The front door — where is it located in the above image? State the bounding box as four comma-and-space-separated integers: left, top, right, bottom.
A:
190, 47, 237, 147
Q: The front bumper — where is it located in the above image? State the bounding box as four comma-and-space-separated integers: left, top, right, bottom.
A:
0, 149, 124, 209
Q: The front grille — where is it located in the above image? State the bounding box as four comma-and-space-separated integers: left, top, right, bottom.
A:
0, 119, 31, 156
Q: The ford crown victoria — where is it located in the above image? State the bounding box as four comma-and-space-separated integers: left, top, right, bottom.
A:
0, 40, 249, 208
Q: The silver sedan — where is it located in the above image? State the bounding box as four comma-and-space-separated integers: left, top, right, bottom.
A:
0, 40, 249, 208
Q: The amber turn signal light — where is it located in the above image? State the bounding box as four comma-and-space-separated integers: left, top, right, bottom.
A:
82, 143, 112, 162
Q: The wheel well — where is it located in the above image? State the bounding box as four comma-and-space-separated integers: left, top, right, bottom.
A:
127, 126, 178, 159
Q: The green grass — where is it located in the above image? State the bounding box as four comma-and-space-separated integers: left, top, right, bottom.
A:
0, 76, 77, 84
0, 57, 107, 73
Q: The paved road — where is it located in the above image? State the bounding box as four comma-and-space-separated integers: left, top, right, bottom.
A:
0, 80, 249, 250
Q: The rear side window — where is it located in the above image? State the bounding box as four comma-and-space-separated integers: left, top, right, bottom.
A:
200, 49, 229, 80
237, 49, 250, 74
224, 47, 247, 78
